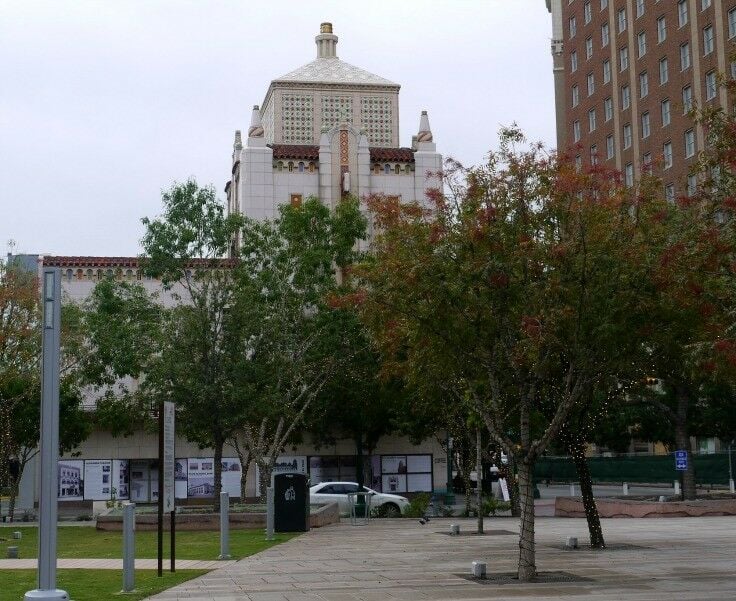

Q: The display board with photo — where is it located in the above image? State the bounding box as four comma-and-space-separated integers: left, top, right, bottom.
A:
130, 460, 150, 503
58, 460, 84, 501
256, 456, 307, 497
187, 458, 215, 498
221, 458, 242, 498
83, 459, 113, 500
174, 458, 188, 499
380, 454, 433, 493
112, 459, 130, 500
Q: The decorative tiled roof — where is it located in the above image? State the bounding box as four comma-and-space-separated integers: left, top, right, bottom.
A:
370, 147, 415, 163
270, 145, 320, 160
273, 58, 398, 87
269, 145, 415, 163
42, 256, 237, 268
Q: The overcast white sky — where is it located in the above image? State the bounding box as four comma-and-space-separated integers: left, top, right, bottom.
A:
1, 0, 555, 257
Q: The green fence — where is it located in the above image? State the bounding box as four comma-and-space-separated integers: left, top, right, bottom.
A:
534, 452, 734, 485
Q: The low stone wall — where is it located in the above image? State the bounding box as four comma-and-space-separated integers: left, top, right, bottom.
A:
96, 502, 340, 531
555, 496, 736, 518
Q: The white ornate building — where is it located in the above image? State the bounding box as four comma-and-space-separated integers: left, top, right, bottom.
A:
225, 23, 442, 240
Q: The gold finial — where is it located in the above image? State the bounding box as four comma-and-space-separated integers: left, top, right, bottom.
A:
320, 22, 333, 34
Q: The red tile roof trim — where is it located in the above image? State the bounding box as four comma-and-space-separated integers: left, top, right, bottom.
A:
42, 256, 237, 268
370, 147, 415, 162
269, 144, 415, 163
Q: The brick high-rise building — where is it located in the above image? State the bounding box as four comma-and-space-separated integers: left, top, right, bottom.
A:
546, 0, 736, 197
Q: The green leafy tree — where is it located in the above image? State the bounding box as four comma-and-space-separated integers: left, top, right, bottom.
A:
356, 128, 655, 580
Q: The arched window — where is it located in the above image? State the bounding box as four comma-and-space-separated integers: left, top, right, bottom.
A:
277, 161, 283, 172
125, 269, 133, 280
288, 162, 294, 172
76, 269, 83, 281
308, 162, 315, 172
384, 164, 391, 174
86, 269, 93, 281
66, 269, 73, 282
395, 164, 401, 174
106, 269, 113, 279
97, 270, 103, 281
298, 162, 305, 172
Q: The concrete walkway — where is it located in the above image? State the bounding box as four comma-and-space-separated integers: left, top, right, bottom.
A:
142, 516, 736, 601
0, 558, 234, 570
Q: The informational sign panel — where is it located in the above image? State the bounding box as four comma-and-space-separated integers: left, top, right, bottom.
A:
499, 478, 511, 502
675, 450, 688, 471
163, 401, 175, 512
130, 460, 150, 502
112, 459, 130, 500
256, 456, 307, 496
58, 460, 84, 501
174, 458, 188, 499
83, 459, 113, 500
221, 458, 242, 498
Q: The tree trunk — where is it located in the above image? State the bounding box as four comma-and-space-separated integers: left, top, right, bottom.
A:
508, 454, 521, 517
569, 437, 605, 548
476, 428, 483, 534
258, 462, 273, 504
213, 438, 223, 511
240, 456, 251, 501
675, 385, 696, 500
517, 458, 536, 582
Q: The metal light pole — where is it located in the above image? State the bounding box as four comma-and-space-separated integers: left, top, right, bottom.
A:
25, 268, 69, 600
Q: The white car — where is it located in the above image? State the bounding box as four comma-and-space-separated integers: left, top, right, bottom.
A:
309, 481, 410, 517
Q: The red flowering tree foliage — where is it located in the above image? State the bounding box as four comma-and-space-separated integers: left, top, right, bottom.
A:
354, 127, 655, 580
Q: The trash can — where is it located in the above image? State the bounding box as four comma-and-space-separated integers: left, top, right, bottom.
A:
273, 473, 309, 532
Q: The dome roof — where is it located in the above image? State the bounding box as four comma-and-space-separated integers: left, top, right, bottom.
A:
273, 57, 398, 87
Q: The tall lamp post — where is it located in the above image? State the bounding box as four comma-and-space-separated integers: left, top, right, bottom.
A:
25, 268, 69, 600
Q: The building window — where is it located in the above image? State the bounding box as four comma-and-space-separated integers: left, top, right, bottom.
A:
590, 145, 599, 165
604, 97, 613, 121
601, 0, 608, 10
663, 141, 673, 169
661, 99, 671, 126
703, 26, 714, 56
682, 85, 693, 113
701, 0, 711, 9
687, 174, 697, 196
622, 85, 631, 110
573, 120, 581, 142
625, 163, 634, 187
572, 84, 580, 107
659, 57, 669, 85
394, 164, 401, 174
640, 72, 649, 98
298, 161, 305, 172
584, 1, 592, 24
678, 0, 688, 27
290, 193, 303, 207
587, 72, 595, 95
602, 22, 610, 47
575, 155, 582, 171
665, 183, 675, 201
383, 164, 391, 174
589, 108, 597, 132
606, 135, 615, 159
571, 50, 578, 72
308, 161, 315, 172
643, 152, 652, 169
620, 46, 629, 71
288, 161, 294, 172
618, 8, 627, 33
637, 32, 647, 57
706, 71, 717, 100
730, 8, 736, 39
685, 129, 695, 158
657, 16, 666, 43
603, 59, 611, 84
636, 0, 644, 18
680, 43, 691, 70
586, 37, 593, 59
623, 123, 632, 149
641, 111, 651, 138
570, 16, 577, 38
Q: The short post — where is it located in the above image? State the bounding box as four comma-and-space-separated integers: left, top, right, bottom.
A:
565, 536, 579, 549
7, 546, 19, 559
569, 482, 575, 496
674, 480, 681, 496
728, 444, 734, 494
218, 492, 231, 560
450, 523, 460, 535
471, 561, 486, 578
623, 482, 629, 496
122, 503, 135, 593
266, 486, 274, 541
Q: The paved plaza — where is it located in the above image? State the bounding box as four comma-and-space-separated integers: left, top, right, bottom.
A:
143, 516, 736, 601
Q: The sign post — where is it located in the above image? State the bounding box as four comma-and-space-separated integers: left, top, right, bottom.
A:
25, 268, 69, 601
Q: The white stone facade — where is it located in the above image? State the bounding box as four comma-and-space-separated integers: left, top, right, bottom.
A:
226, 23, 442, 233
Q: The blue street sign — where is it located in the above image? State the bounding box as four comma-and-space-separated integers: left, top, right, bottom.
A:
675, 450, 688, 471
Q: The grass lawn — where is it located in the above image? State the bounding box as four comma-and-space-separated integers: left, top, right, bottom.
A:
0, 569, 206, 601
0, 526, 297, 560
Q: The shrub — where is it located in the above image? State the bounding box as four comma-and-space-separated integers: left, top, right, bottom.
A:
403, 493, 431, 518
